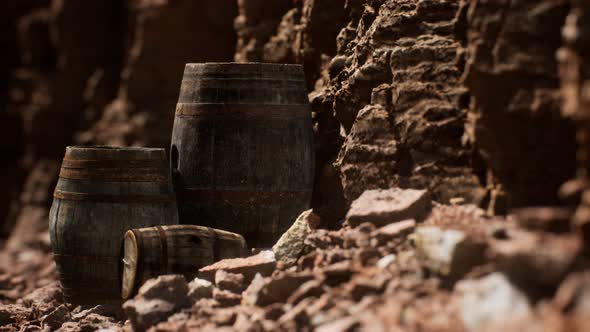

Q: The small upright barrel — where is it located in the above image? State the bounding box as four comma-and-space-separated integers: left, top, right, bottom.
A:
121, 225, 247, 299
49, 146, 178, 304
171, 63, 315, 247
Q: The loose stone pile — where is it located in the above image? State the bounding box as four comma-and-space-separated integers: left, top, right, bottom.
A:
2, 187, 587, 331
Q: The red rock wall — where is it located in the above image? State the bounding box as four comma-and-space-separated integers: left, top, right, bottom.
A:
560, 1, 590, 239
234, 0, 293, 62
333, 1, 483, 206
240, 0, 578, 219
79, 0, 238, 148
0, 1, 53, 237
4, 0, 127, 246
463, 0, 577, 213
1, 0, 583, 243
1, 0, 238, 246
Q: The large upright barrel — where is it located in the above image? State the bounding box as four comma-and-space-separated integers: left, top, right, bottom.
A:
171, 63, 315, 247
49, 146, 179, 304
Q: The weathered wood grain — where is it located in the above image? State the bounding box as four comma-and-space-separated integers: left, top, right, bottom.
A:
49, 146, 178, 305
122, 224, 247, 299
171, 63, 315, 247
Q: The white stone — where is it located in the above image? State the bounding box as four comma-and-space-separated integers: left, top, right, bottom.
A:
457, 273, 532, 332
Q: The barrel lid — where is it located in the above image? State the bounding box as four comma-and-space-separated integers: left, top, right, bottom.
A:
121, 230, 139, 300
183, 62, 305, 81
64, 146, 167, 161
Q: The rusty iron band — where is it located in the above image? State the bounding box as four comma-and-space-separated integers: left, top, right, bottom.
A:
182, 189, 311, 204
54, 190, 176, 203
62, 159, 166, 169
59, 168, 169, 183
155, 226, 169, 274
207, 227, 221, 262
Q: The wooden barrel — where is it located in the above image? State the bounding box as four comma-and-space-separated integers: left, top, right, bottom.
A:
49, 146, 179, 304
170, 63, 315, 247
121, 225, 247, 299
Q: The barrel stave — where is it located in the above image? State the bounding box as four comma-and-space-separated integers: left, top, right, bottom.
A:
49, 146, 178, 304
123, 225, 248, 299
171, 63, 315, 247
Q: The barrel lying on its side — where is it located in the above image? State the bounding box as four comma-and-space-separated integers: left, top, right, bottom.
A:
122, 225, 248, 299
49, 146, 178, 304
171, 62, 315, 247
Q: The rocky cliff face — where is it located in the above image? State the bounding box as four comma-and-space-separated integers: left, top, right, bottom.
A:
464, 0, 577, 213
560, 0, 590, 241
1, 0, 125, 243
234, 0, 487, 226
240, 0, 578, 218
234, 0, 293, 63
332, 1, 482, 206
0, 0, 238, 245
0, 0, 581, 243
78, 0, 237, 148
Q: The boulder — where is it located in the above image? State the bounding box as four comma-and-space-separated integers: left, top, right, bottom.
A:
188, 277, 214, 302
457, 273, 532, 332
212, 289, 241, 307
123, 299, 176, 332
320, 261, 356, 286
346, 188, 431, 227
287, 279, 326, 305
199, 250, 276, 283
0, 304, 34, 326
410, 226, 487, 279
22, 282, 63, 306
376, 254, 397, 269
134, 275, 189, 305
215, 270, 246, 294
371, 219, 416, 242
122, 275, 190, 332
40, 304, 70, 330
272, 210, 320, 268
346, 274, 389, 301
243, 272, 315, 307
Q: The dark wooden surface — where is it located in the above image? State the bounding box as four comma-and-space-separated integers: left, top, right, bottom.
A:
171, 63, 315, 247
49, 146, 179, 305
123, 224, 247, 299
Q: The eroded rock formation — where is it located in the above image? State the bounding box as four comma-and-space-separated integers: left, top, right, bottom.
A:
323, 1, 483, 207
463, 0, 577, 212
234, 0, 293, 63
2, 0, 238, 246
2, 0, 125, 245
559, 0, 590, 243
78, 0, 238, 148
